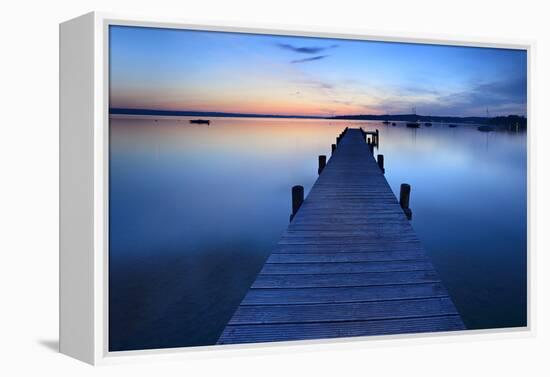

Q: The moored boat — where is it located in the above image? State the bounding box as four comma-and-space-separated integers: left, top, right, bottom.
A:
406, 106, 420, 128
189, 119, 210, 124
478, 109, 494, 132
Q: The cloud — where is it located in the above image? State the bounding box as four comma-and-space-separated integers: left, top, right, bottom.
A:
291, 55, 330, 64
401, 86, 441, 96
276, 43, 338, 54
470, 76, 527, 104
369, 76, 527, 116
435, 76, 527, 115
295, 77, 334, 90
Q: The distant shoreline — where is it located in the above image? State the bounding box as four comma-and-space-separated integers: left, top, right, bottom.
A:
109, 108, 325, 120
109, 108, 527, 127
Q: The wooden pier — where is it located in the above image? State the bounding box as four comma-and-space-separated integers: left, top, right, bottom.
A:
217, 128, 464, 345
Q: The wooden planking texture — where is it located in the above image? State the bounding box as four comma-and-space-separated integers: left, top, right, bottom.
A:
217, 128, 464, 345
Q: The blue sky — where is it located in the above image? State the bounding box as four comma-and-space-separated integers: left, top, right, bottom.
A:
110, 25, 527, 117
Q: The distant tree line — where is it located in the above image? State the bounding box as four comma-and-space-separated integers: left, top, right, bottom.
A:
486, 115, 527, 130
109, 108, 527, 129
109, 108, 325, 119
330, 113, 527, 129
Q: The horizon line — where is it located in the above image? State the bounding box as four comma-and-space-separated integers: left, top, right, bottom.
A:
109, 107, 527, 120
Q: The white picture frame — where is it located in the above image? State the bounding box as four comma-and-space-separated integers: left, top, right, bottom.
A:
60, 11, 535, 365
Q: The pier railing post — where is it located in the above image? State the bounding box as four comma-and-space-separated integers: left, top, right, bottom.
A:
290, 185, 304, 222
377, 154, 385, 174
368, 138, 373, 153
399, 183, 412, 220
318, 155, 327, 175
331, 143, 336, 154
375, 129, 379, 146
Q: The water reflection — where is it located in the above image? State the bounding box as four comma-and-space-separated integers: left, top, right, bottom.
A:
109, 116, 527, 351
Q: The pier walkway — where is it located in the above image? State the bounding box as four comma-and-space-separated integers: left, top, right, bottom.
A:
217, 128, 464, 345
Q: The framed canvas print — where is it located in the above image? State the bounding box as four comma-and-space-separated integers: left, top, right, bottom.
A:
59, 12, 532, 365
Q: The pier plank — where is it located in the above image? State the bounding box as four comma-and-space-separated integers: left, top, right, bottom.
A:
227, 297, 459, 325
260, 260, 433, 274
267, 251, 428, 263
250, 270, 441, 289
217, 316, 464, 344
241, 283, 449, 305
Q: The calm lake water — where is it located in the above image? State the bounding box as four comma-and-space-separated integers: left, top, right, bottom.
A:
109, 116, 527, 351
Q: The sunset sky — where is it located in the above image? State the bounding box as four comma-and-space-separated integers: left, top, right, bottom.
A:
109, 25, 527, 117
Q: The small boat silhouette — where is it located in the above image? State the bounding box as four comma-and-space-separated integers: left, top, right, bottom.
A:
406, 106, 420, 128
189, 119, 210, 125
478, 109, 494, 132
382, 120, 390, 125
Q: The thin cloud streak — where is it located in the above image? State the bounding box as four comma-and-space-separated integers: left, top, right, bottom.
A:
291, 55, 330, 64
276, 43, 338, 54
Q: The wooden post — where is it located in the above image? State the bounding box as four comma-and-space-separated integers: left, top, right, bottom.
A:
375, 129, 379, 146
336, 136, 341, 144
290, 185, 304, 221
400, 183, 412, 220
377, 154, 385, 174
318, 155, 327, 175
331, 143, 336, 154
368, 138, 373, 153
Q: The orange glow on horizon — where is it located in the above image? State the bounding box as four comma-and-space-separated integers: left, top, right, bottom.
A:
110, 96, 382, 117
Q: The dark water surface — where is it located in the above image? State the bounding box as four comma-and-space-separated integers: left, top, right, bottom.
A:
109, 116, 527, 351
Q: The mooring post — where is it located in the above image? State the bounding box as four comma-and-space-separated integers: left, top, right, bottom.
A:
318, 155, 327, 175
331, 143, 336, 154
375, 129, 380, 146
368, 138, 373, 153
336, 135, 341, 144
400, 183, 412, 220
377, 154, 385, 174
290, 185, 304, 221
